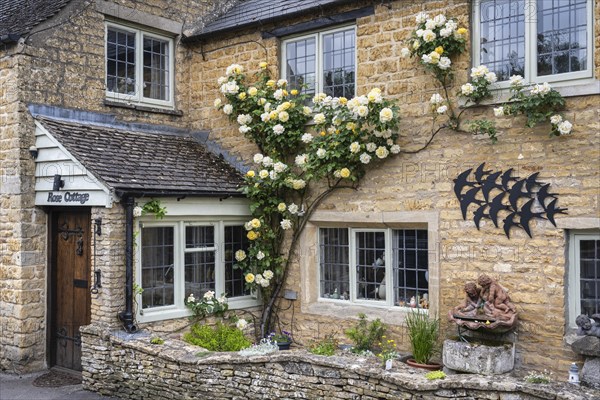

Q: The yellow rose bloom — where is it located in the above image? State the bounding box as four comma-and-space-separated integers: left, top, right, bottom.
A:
340, 168, 351, 178
250, 218, 261, 228
266, 80, 276, 87
280, 101, 291, 110
290, 89, 299, 96
282, 90, 288, 97
346, 122, 356, 131
246, 170, 255, 178
259, 61, 268, 69
412, 40, 420, 50
247, 231, 259, 240
457, 27, 468, 35
245, 273, 255, 283
435, 46, 444, 54
247, 87, 258, 96
238, 92, 247, 100
320, 131, 326, 136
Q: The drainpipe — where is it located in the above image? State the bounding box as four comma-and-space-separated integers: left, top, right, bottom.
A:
118, 195, 137, 333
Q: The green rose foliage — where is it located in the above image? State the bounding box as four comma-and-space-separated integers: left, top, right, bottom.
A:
504, 81, 566, 130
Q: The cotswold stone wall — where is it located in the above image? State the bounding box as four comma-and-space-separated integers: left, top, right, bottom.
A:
80, 326, 600, 400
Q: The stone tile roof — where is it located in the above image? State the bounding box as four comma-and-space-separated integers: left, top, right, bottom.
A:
185, 0, 358, 41
35, 116, 244, 196
0, 0, 72, 41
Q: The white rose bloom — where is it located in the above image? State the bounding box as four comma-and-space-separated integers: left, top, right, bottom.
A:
223, 104, 233, 115
264, 102, 271, 112
390, 144, 401, 154
295, 154, 308, 167
221, 81, 239, 94
278, 111, 289, 122
273, 124, 285, 135
333, 170, 341, 178
314, 113, 326, 124
280, 219, 292, 230
255, 274, 264, 285
235, 250, 246, 261
288, 203, 299, 214
261, 112, 270, 122
203, 290, 215, 300
349, 142, 361, 153
485, 72, 498, 83
269, 170, 278, 180
422, 29, 436, 42
438, 57, 451, 70
256, 251, 265, 260
277, 79, 287, 87
303, 106, 312, 115
273, 162, 287, 173
312, 93, 326, 103
214, 98, 222, 107
386, 139, 394, 146
247, 87, 258, 96
244, 221, 253, 231
425, 19, 437, 30
415, 12, 429, 24
430, 93, 443, 104
461, 83, 474, 96
262, 156, 273, 167
253, 153, 264, 164
509, 75, 524, 87
133, 206, 143, 217
550, 115, 563, 125
400, 47, 411, 58
217, 76, 227, 85
239, 125, 251, 134
291, 179, 306, 190
379, 107, 393, 123
237, 114, 251, 125
259, 170, 269, 179
416, 29, 424, 38
366, 142, 377, 152
558, 120, 573, 135
273, 89, 285, 100
360, 153, 371, 164
445, 20, 458, 31
225, 64, 243, 76
375, 146, 389, 159
439, 28, 452, 37
260, 278, 270, 288
258, 98, 266, 105
437, 105, 448, 114
470, 65, 489, 79
421, 54, 432, 65
187, 294, 195, 303
316, 148, 326, 158
433, 14, 446, 26
301, 133, 313, 143
236, 319, 248, 330
493, 107, 504, 117
356, 105, 369, 117
263, 270, 274, 280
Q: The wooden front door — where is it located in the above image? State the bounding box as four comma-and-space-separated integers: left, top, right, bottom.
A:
50, 209, 91, 371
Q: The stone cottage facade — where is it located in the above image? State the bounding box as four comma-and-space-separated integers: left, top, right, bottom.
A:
1, 0, 599, 381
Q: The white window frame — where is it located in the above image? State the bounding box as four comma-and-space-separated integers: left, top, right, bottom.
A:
105, 21, 175, 108
472, 0, 594, 88
136, 218, 258, 323
568, 231, 600, 327
318, 227, 429, 310
281, 25, 357, 98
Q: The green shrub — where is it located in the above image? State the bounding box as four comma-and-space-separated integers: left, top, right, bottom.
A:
309, 334, 338, 356
405, 310, 439, 364
183, 322, 251, 352
345, 313, 386, 353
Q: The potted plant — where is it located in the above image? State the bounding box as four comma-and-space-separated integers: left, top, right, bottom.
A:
405, 310, 442, 370
268, 331, 292, 350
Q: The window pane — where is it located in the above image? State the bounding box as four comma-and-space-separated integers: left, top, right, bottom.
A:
141, 227, 174, 308
479, 0, 525, 81
319, 228, 349, 300
106, 28, 136, 95
286, 37, 316, 98
322, 28, 355, 98
355, 231, 385, 301
537, 0, 588, 76
393, 230, 429, 308
580, 239, 600, 317
224, 225, 250, 298
184, 251, 215, 298
143, 36, 170, 101
186, 226, 214, 248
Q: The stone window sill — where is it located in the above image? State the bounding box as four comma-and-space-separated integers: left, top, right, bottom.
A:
104, 100, 183, 116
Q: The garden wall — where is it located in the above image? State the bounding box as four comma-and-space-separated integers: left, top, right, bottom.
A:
81, 325, 599, 400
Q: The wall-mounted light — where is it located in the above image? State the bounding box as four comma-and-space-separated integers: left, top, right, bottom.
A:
53, 174, 65, 191
29, 146, 38, 159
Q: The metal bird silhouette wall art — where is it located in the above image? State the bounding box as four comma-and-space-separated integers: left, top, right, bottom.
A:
453, 163, 567, 238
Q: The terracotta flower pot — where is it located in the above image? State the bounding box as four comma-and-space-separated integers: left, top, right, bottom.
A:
406, 358, 442, 371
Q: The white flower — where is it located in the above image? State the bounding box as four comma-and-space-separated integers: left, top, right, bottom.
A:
255, 274, 264, 285
312, 93, 326, 103
316, 148, 326, 159
439, 28, 452, 37
470, 65, 490, 79
244, 221, 253, 231
379, 107, 393, 123
259, 170, 269, 179
356, 105, 369, 117
258, 97, 266, 105
236, 319, 248, 330
390, 144, 401, 154
260, 278, 270, 288
430, 93, 443, 104
416, 29, 424, 38
485, 72, 498, 83
133, 206, 143, 217
386, 139, 394, 146
239, 125, 251, 134
214, 98, 222, 108
509, 75, 524, 87
225, 64, 243, 76
461, 83, 474, 96
288, 203, 299, 214
295, 154, 308, 167
438, 57, 451, 70
273, 124, 285, 135
550, 115, 563, 125
302, 106, 312, 116
277, 79, 287, 87
217, 295, 226, 304
221, 81, 239, 94
278, 111, 289, 122
291, 179, 305, 190
314, 113, 326, 124
400, 47, 411, 58
558, 120, 573, 135
273, 89, 285, 100
433, 14, 446, 27
262, 156, 273, 167
247, 87, 258, 96
333, 170, 341, 178
260, 112, 270, 122
349, 142, 361, 153
264, 102, 271, 112
253, 153, 264, 164
187, 294, 195, 303
375, 146, 389, 159
415, 12, 429, 24
269, 170, 278, 180
366, 142, 377, 152
280, 219, 292, 230
437, 105, 448, 114
493, 107, 504, 117
263, 270, 274, 280
445, 20, 458, 31
531, 82, 551, 96
223, 104, 233, 115
273, 162, 287, 173
422, 29, 436, 42
360, 153, 371, 164
301, 133, 313, 144
237, 114, 252, 125
203, 290, 215, 300
425, 19, 437, 30
256, 251, 265, 260
382, 130, 392, 139
217, 76, 227, 85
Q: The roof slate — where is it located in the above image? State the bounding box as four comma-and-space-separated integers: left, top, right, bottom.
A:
36, 116, 244, 196
186, 0, 357, 41
0, 0, 72, 40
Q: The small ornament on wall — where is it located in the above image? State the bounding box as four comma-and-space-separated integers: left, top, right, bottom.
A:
453, 163, 567, 238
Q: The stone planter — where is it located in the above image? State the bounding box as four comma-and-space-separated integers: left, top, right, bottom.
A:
443, 339, 514, 375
